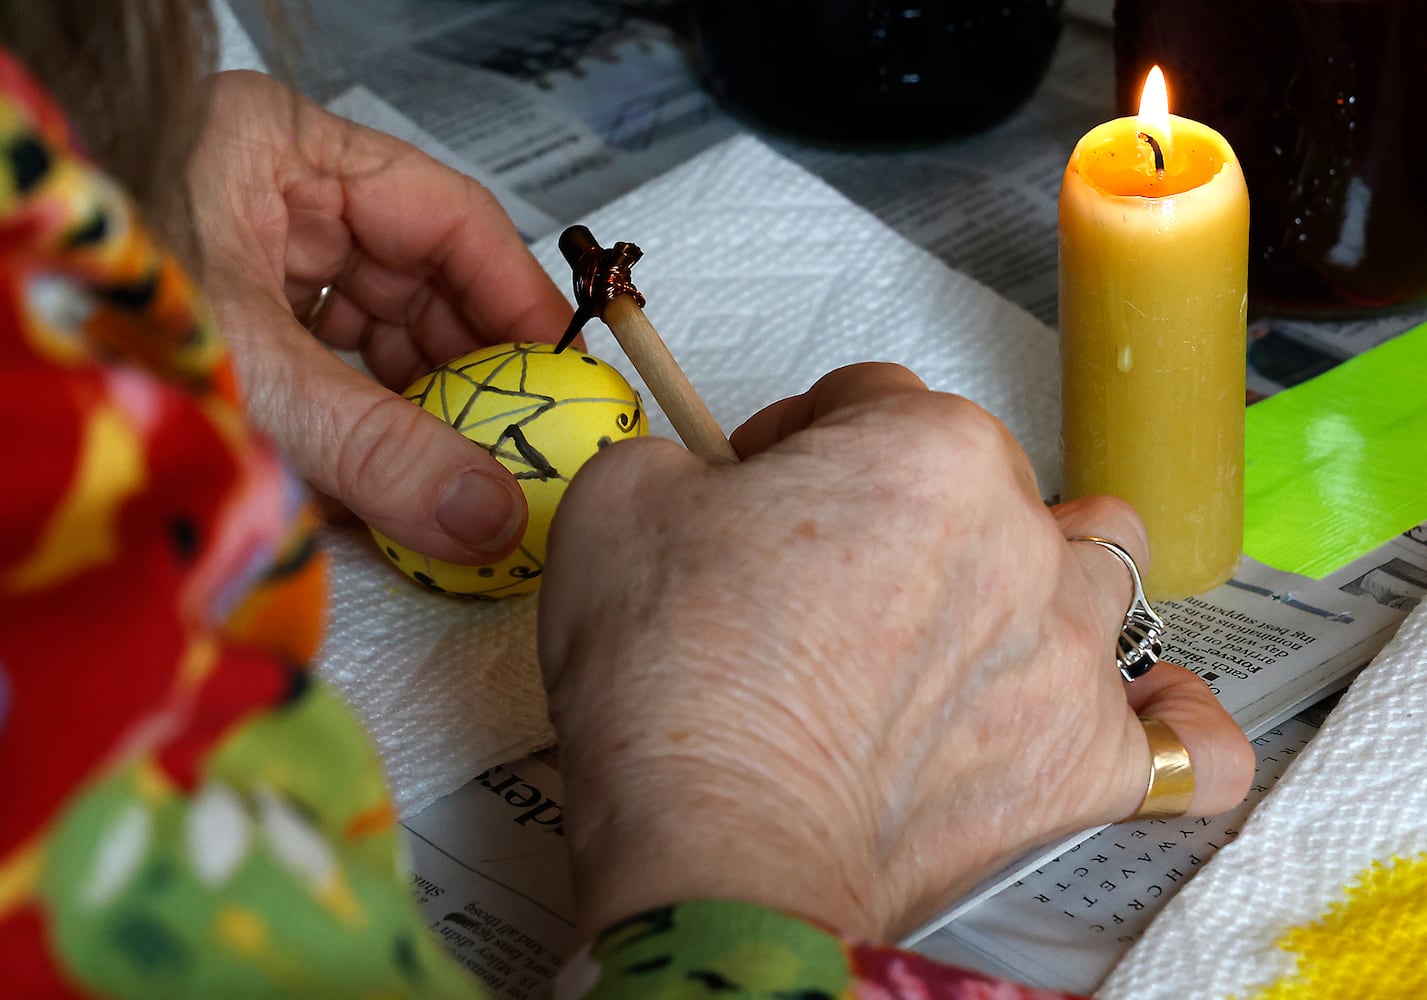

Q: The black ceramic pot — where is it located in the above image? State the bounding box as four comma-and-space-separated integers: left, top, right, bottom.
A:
692, 0, 1066, 145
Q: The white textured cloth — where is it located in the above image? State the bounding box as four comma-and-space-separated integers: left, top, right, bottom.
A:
317, 134, 1061, 817
315, 526, 554, 817
527, 136, 1064, 494
1100, 601, 1427, 998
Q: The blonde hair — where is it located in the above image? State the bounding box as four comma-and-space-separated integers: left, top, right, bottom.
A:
0, 1, 217, 217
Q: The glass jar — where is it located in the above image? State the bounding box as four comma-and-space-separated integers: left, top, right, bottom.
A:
1114, 0, 1427, 316
691, 0, 1065, 144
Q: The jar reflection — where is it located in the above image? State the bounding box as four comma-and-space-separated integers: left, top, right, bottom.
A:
1115, 0, 1427, 316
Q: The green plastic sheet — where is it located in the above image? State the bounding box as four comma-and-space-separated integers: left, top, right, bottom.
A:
1244, 321, 1427, 579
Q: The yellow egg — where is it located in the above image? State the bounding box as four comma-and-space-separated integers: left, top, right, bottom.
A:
370, 342, 645, 598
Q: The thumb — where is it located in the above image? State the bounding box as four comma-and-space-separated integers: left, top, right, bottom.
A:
1125, 662, 1256, 817
241, 319, 528, 564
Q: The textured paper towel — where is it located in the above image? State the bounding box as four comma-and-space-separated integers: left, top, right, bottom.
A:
1099, 601, 1427, 998
528, 136, 1064, 493
317, 134, 1061, 818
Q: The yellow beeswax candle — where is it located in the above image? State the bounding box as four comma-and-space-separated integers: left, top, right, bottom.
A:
1059, 67, 1249, 600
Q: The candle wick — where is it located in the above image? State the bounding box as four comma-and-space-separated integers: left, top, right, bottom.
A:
1137, 131, 1165, 174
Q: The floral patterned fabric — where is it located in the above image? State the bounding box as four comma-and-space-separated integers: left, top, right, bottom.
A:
0, 49, 1084, 1000
557, 900, 1085, 999
0, 49, 477, 1000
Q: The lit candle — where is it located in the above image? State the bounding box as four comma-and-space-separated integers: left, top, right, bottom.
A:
1059, 66, 1249, 601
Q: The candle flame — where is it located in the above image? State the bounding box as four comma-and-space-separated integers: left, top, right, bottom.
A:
1137, 66, 1172, 155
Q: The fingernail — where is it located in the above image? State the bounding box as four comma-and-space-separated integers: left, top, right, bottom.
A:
436, 470, 522, 553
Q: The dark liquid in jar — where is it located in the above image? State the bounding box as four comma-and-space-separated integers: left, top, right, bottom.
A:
1115, 0, 1427, 316
692, 0, 1064, 144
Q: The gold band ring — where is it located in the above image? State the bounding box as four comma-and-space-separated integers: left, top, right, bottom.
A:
1127, 716, 1195, 821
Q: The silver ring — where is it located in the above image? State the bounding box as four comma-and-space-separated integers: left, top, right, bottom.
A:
302, 284, 335, 331
1069, 535, 1165, 681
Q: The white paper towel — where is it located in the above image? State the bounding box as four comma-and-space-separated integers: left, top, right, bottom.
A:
316, 134, 1061, 818
529, 136, 1064, 494
1099, 600, 1427, 997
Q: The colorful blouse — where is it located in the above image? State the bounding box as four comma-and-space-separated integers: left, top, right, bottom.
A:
0, 49, 1083, 1000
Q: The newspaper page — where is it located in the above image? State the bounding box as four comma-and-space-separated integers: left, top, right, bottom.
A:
400, 755, 574, 999
1247, 308, 1427, 401
229, 0, 743, 223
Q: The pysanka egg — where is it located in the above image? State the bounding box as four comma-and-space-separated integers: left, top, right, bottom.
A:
371, 342, 645, 598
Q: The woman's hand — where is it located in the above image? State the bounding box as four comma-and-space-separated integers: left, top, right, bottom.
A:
538, 363, 1254, 942
186, 70, 573, 562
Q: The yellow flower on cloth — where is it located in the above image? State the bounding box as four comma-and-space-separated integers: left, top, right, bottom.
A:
1249, 854, 1427, 999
